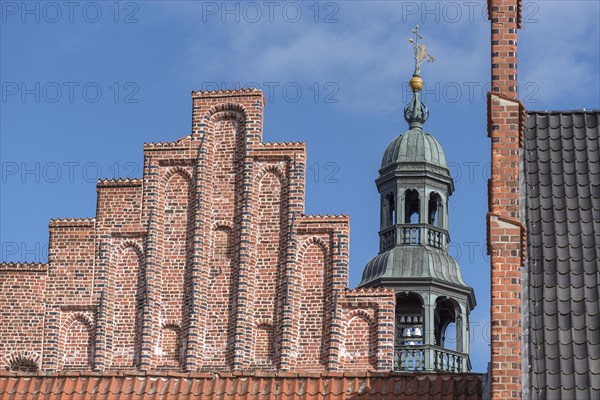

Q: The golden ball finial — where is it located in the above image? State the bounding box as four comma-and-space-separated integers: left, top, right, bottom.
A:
409, 76, 424, 91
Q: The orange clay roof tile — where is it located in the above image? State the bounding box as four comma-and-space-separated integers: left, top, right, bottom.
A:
0, 371, 484, 400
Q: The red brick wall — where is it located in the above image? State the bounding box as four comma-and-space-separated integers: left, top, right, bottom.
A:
336, 289, 396, 372
342, 312, 374, 370
253, 323, 275, 366
251, 168, 286, 368
60, 313, 94, 370
159, 170, 193, 369
295, 237, 329, 370
42, 219, 96, 371
487, 0, 526, 398
46, 220, 96, 304
94, 181, 145, 371
1, 89, 395, 375
111, 244, 144, 369
201, 114, 243, 370
0, 263, 47, 372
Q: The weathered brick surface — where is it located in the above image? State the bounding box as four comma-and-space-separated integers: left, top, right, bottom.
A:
0, 89, 395, 374
487, 0, 526, 398
0, 263, 47, 372
60, 311, 95, 371
42, 219, 96, 371
336, 289, 396, 372
111, 243, 144, 369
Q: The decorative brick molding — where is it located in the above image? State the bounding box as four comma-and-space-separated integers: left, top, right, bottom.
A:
0, 262, 48, 271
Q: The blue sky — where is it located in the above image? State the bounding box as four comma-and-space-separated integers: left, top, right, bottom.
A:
1, 1, 599, 372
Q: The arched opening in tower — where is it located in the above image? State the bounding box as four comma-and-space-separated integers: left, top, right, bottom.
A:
428, 192, 442, 227
395, 293, 424, 346
385, 192, 396, 227
404, 189, 420, 224
434, 297, 460, 351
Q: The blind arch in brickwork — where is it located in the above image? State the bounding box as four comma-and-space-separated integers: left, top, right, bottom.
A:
159, 167, 194, 189
110, 242, 146, 369
256, 164, 286, 185
297, 236, 330, 261
59, 313, 95, 371
1, 350, 41, 372
294, 236, 331, 369
342, 310, 377, 370
113, 240, 145, 260
202, 103, 249, 125
158, 322, 182, 368
251, 320, 275, 367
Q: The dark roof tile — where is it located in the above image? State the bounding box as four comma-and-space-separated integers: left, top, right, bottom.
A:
524, 110, 600, 399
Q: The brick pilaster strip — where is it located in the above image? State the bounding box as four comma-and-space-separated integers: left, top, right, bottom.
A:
487, 0, 525, 398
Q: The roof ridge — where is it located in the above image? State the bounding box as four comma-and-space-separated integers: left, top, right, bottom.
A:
50, 217, 95, 222
345, 287, 395, 294
97, 178, 143, 188
262, 141, 305, 146
0, 261, 48, 269
49, 218, 96, 228
191, 88, 263, 95
527, 109, 600, 114
97, 178, 142, 183
301, 214, 349, 219
144, 141, 183, 147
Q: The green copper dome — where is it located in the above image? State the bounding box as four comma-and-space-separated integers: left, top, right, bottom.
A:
381, 128, 448, 169
359, 246, 469, 289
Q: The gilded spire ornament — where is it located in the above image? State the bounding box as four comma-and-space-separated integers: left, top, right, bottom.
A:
404, 25, 435, 128
409, 25, 436, 78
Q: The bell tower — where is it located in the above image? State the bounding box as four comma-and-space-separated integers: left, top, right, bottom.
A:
359, 26, 476, 372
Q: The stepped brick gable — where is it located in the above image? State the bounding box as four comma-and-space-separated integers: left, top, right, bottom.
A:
0, 89, 395, 374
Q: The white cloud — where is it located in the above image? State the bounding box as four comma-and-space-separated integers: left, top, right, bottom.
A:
520, 1, 599, 108
156, 1, 599, 112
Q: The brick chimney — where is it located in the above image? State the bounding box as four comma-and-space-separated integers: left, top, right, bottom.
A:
487, 0, 526, 398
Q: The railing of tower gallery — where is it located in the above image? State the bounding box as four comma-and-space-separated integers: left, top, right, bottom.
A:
395, 345, 427, 371
394, 345, 465, 372
380, 224, 448, 251
400, 225, 420, 245
433, 347, 464, 372
425, 227, 446, 249
381, 226, 396, 249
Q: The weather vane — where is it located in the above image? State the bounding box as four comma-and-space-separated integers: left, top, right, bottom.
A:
404, 24, 432, 126
409, 24, 435, 78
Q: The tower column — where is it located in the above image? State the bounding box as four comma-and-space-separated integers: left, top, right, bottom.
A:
419, 188, 427, 224
457, 303, 467, 353
420, 188, 428, 246
423, 293, 437, 370
380, 195, 387, 228
442, 199, 448, 233
457, 302, 470, 371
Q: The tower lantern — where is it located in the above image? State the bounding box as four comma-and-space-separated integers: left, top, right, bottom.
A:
359, 26, 476, 372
